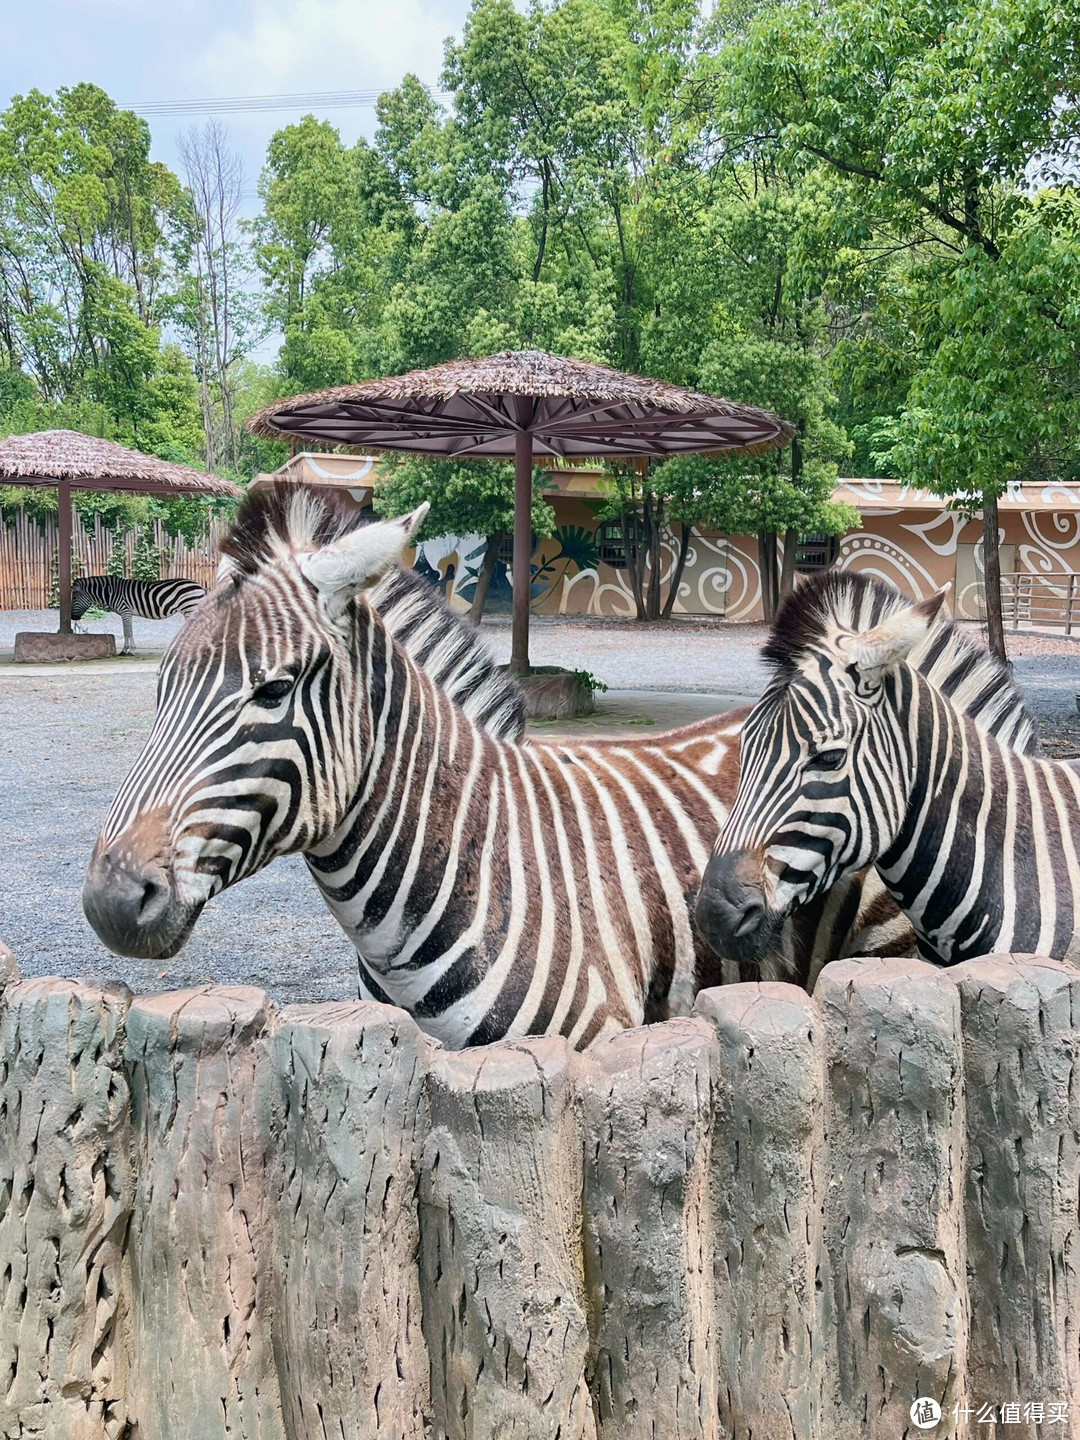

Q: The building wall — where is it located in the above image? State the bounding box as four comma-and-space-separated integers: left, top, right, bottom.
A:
411, 495, 1080, 622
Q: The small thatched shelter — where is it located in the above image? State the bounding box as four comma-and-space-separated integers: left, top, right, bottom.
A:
251, 351, 793, 672
0, 430, 240, 659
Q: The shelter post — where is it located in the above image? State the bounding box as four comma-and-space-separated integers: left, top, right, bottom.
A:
510, 429, 532, 675
57, 478, 72, 634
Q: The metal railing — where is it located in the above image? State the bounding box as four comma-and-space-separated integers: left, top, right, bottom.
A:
1000, 571, 1080, 632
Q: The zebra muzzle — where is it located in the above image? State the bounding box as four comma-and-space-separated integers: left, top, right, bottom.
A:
694, 849, 786, 963
82, 839, 201, 960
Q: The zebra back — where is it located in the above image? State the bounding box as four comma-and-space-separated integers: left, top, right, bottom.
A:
73, 576, 206, 620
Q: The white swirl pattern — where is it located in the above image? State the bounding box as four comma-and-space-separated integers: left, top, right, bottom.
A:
419, 503, 1080, 624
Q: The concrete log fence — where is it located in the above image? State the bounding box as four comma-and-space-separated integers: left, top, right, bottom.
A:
0, 951, 1078, 1439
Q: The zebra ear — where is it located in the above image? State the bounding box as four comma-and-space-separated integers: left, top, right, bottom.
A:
216, 554, 239, 584
845, 588, 949, 681
299, 503, 430, 622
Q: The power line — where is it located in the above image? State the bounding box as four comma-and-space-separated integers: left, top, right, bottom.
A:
122, 86, 449, 118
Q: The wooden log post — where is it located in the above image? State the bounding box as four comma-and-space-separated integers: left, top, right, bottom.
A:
0, 979, 134, 1440
57, 478, 73, 634
419, 1037, 594, 1440
262, 1001, 433, 1439
0, 942, 18, 995
510, 426, 534, 675
955, 955, 1080, 1437
816, 959, 969, 1439
579, 1018, 719, 1440
123, 987, 284, 1439
693, 983, 828, 1440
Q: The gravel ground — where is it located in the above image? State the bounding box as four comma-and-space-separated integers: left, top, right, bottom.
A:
2, 607, 1078, 1003
0, 608, 185, 652
0, 664, 358, 1003
8, 605, 1074, 716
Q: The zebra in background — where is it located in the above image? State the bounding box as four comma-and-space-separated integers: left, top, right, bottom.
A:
693, 569, 1068, 970
72, 576, 206, 655
80, 485, 1036, 1048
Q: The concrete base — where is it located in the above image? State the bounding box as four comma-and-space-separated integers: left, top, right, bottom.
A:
513, 668, 596, 720
13, 631, 116, 663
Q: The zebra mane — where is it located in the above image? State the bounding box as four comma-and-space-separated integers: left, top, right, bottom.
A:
766, 570, 1037, 753
219, 482, 526, 742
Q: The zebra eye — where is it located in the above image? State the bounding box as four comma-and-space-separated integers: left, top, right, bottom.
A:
251, 677, 294, 706
808, 748, 846, 772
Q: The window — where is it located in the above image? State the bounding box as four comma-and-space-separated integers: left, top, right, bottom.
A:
795, 533, 840, 575
595, 519, 640, 570
497, 532, 542, 565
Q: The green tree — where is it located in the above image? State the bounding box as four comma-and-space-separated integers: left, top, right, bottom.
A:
712, 0, 1080, 652
880, 195, 1080, 636
174, 122, 263, 471
0, 85, 183, 400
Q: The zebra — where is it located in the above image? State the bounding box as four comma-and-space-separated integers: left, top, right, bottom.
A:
72, 576, 207, 655
81, 484, 909, 1047
692, 569, 1061, 972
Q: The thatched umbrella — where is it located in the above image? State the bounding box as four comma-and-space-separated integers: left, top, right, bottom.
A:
0, 430, 240, 638
250, 351, 794, 672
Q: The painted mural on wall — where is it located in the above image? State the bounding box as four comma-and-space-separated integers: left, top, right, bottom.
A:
835, 480, 1080, 623
410, 482, 1080, 623
416, 498, 767, 621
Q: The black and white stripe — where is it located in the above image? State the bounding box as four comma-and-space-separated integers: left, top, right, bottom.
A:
369, 566, 525, 741
84, 491, 934, 1047
72, 575, 207, 653
694, 571, 1056, 972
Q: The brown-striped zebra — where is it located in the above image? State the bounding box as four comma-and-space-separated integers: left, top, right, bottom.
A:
82, 484, 894, 1047
694, 571, 1056, 971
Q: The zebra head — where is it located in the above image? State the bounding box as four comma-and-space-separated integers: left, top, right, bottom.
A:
694, 574, 947, 963
82, 485, 428, 960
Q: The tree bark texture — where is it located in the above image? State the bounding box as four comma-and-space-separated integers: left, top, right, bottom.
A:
661, 521, 693, 619
758, 529, 779, 623
982, 494, 1007, 661
468, 529, 504, 627
780, 526, 799, 600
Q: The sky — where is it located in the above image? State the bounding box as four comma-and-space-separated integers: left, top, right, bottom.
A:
0, 0, 474, 207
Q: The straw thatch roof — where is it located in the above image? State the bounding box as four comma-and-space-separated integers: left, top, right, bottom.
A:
0, 430, 241, 497
250, 350, 794, 461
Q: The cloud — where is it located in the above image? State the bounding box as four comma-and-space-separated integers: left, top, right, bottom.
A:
194, 0, 461, 92
0, 0, 470, 209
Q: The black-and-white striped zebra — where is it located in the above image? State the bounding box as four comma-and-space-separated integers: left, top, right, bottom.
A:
72, 576, 207, 654
80, 487, 913, 1045
693, 570, 1056, 970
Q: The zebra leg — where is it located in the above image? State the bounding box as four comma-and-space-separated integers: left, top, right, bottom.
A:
121, 614, 134, 655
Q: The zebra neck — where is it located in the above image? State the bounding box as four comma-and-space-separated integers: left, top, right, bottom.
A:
876, 679, 1078, 962
304, 620, 504, 992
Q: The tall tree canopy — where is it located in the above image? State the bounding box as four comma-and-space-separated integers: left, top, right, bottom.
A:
0, 0, 1077, 633
711, 0, 1080, 648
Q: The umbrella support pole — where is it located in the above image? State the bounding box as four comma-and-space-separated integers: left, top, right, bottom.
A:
58, 478, 72, 634
510, 430, 532, 675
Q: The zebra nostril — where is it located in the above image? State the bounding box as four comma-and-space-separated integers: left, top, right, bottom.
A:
136, 876, 170, 927
733, 901, 765, 938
